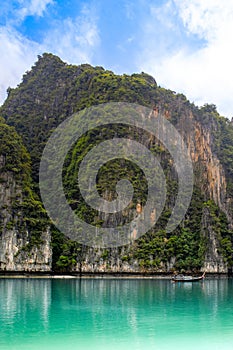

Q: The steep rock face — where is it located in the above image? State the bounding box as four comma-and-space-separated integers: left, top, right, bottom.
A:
201, 207, 227, 273
177, 113, 232, 273
0, 229, 51, 271
0, 54, 232, 274
0, 126, 52, 272
75, 247, 173, 274
0, 165, 52, 271
179, 113, 230, 217
71, 111, 232, 274
76, 247, 141, 274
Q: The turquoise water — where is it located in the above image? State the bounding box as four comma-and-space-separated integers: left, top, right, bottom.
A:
0, 278, 233, 349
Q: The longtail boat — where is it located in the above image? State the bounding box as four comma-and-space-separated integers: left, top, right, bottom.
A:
172, 272, 205, 282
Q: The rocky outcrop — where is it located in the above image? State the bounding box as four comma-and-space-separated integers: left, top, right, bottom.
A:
201, 207, 228, 273
175, 113, 232, 273
1, 108, 231, 274
71, 112, 232, 274
0, 229, 51, 271
0, 55, 232, 274
0, 155, 52, 271
177, 113, 228, 209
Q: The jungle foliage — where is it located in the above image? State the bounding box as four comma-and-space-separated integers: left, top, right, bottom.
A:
0, 53, 233, 272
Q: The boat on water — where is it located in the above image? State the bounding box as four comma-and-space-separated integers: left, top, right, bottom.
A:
172, 272, 205, 282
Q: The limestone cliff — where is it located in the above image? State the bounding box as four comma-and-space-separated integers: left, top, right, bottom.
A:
0, 54, 232, 274
69, 109, 233, 274
178, 112, 231, 218
0, 125, 52, 272
176, 112, 232, 273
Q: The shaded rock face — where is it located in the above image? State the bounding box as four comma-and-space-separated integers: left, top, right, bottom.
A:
0, 109, 232, 274
201, 207, 228, 273
177, 113, 231, 273
0, 54, 232, 274
72, 112, 232, 274
181, 114, 231, 221
76, 247, 141, 274
0, 156, 52, 272
0, 229, 51, 272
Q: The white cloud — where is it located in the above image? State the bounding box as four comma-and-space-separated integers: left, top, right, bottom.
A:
0, 1, 55, 104
175, 0, 233, 42
3, 0, 54, 26
17, 0, 54, 21
42, 18, 100, 64
0, 2, 100, 105
42, 5, 100, 64
138, 0, 233, 118
0, 26, 40, 105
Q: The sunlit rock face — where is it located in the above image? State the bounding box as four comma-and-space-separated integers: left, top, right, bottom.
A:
0, 152, 52, 272
0, 54, 232, 274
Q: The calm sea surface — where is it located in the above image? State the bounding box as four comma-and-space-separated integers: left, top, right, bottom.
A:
0, 278, 233, 350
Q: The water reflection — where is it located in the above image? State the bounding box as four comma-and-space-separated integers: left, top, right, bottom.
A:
0, 279, 51, 330
0, 278, 233, 349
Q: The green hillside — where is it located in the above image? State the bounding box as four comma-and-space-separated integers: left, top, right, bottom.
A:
0, 53, 233, 273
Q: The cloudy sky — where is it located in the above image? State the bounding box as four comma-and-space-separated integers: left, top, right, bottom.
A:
1, 0, 233, 118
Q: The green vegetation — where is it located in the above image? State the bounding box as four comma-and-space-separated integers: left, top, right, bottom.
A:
204, 200, 233, 265
0, 121, 30, 178
0, 53, 232, 272
0, 119, 49, 251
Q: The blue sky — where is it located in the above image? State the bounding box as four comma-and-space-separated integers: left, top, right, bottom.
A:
1, 0, 233, 118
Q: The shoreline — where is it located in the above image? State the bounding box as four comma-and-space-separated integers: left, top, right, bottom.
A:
0, 271, 231, 279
